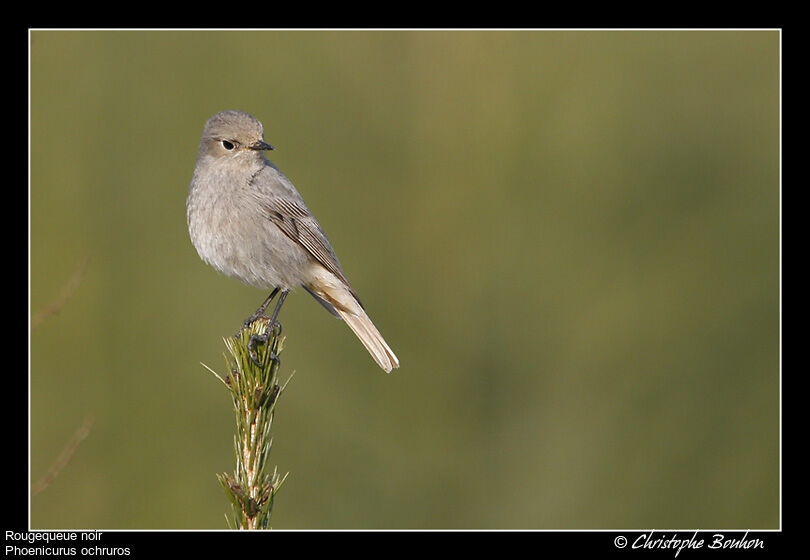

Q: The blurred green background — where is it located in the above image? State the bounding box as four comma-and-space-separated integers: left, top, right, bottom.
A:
29, 30, 779, 530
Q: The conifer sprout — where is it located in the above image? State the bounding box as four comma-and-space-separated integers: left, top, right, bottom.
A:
203, 318, 291, 529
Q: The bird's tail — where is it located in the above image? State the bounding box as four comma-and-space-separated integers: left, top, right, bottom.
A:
305, 274, 399, 373
334, 306, 399, 373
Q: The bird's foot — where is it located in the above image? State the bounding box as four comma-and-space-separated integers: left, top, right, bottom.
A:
247, 320, 282, 366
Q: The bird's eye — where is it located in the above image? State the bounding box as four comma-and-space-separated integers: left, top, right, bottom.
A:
221, 140, 235, 150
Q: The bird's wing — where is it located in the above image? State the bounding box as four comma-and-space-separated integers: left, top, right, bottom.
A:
259, 195, 363, 307
259, 196, 343, 281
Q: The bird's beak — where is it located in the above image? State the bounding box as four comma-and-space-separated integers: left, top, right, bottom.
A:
250, 140, 275, 151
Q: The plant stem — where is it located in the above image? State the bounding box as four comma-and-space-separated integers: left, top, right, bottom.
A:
205, 318, 290, 529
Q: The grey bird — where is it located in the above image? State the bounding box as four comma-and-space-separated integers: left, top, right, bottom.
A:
187, 110, 399, 373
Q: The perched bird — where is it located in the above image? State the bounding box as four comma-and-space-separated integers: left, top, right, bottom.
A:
187, 110, 399, 372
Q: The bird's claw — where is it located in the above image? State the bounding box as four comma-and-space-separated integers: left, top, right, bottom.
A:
247, 321, 282, 366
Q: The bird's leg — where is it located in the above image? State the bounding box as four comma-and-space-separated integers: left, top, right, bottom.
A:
248, 289, 289, 366
239, 287, 280, 334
